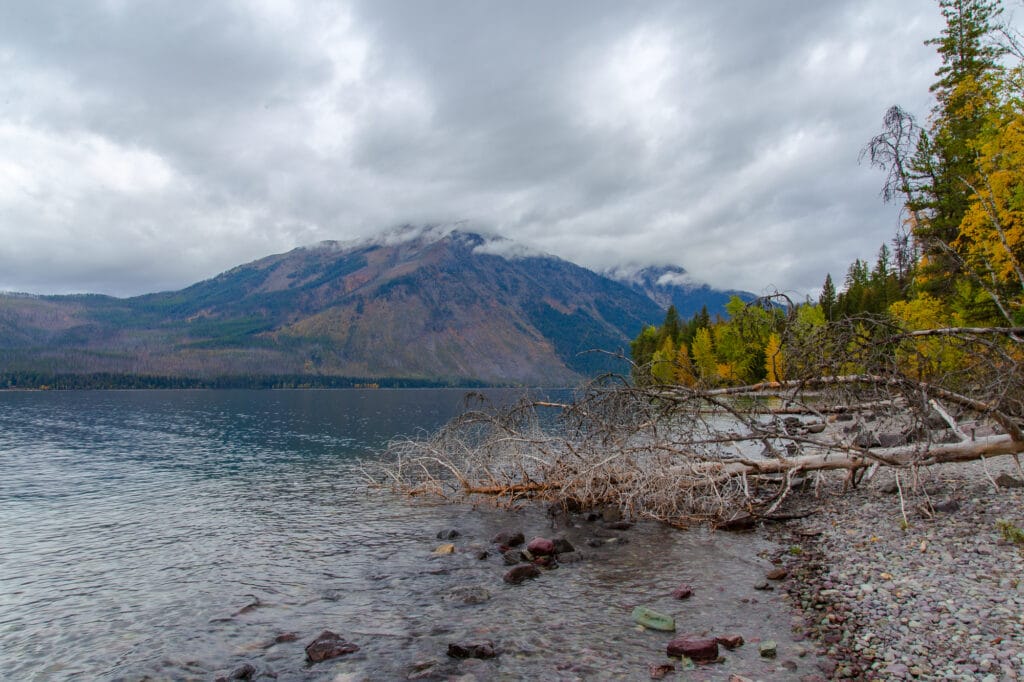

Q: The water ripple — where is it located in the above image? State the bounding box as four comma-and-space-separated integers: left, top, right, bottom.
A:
0, 389, 816, 680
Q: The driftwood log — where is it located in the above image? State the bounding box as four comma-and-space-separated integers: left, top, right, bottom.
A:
367, 321, 1024, 526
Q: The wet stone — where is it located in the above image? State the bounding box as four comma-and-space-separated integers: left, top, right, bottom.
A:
502, 550, 521, 566
447, 640, 497, 659
672, 584, 694, 599
666, 636, 719, 662
649, 663, 675, 679
503, 564, 541, 585
491, 530, 525, 547
716, 634, 744, 649
445, 585, 492, 605
436, 529, 461, 540
552, 537, 575, 554
216, 663, 257, 681
527, 537, 555, 556
604, 521, 634, 530
305, 630, 360, 663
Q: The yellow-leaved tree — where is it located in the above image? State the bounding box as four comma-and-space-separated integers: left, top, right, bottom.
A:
955, 72, 1024, 322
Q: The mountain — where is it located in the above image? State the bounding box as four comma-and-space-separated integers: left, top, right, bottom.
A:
606, 265, 755, 319
0, 229, 746, 386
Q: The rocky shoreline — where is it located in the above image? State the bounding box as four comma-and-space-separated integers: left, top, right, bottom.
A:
766, 456, 1024, 681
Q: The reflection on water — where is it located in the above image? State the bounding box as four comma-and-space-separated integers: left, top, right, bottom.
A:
0, 389, 819, 680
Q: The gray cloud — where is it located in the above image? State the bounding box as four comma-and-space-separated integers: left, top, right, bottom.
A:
0, 0, 966, 297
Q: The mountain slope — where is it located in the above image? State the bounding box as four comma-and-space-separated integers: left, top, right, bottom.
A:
0, 230, 686, 385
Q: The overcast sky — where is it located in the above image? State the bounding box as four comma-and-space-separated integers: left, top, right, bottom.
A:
0, 1, 980, 297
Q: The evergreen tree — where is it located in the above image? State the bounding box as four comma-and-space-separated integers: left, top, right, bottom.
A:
912, 0, 1005, 295
819, 273, 837, 321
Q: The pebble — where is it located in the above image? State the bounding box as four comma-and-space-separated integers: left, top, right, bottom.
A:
771, 458, 1024, 681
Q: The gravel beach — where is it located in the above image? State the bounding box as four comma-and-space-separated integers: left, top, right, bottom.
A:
767, 455, 1024, 681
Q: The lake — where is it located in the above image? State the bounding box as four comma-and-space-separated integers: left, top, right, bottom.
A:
0, 389, 820, 680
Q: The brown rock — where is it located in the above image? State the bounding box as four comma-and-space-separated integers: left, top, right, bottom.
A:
491, 530, 525, 546
671, 584, 693, 599
305, 630, 359, 663
604, 521, 634, 530
503, 564, 541, 584
716, 634, 744, 649
996, 473, 1024, 488
447, 640, 497, 659
666, 636, 719, 662
649, 663, 675, 679
273, 632, 298, 644
766, 567, 788, 580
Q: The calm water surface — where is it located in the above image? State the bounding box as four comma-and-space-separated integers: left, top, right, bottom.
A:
0, 389, 819, 681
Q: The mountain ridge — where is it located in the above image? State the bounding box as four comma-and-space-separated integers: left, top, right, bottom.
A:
0, 229, 749, 386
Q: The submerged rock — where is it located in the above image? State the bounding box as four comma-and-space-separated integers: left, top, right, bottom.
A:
491, 530, 525, 547
716, 634, 744, 649
215, 663, 257, 681
671, 584, 693, 599
433, 543, 456, 555
552, 537, 575, 554
649, 663, 675, 679
501, 549, 521, 566
445, 585, 492, 605
632, 606, 676, 632
436, 529, 461, 540
503, 564, 541, 585
604, 521, 634, 531
527, 537, 555, 556
666, 636, 719, 662
447, 640, 497, 659
305, 630, 360, 663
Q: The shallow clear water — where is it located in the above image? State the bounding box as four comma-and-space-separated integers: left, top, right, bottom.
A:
0, 389, 819, 681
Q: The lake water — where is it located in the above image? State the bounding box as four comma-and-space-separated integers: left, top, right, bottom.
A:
0, 389, 820, 681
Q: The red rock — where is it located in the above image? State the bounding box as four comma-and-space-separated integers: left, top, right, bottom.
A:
305, 630, 360, 663
671, 584, 693, 599
766, 567, 788, 580
666, 636, 719, 662
527, 537, 555, 556
716, 633, 744, 649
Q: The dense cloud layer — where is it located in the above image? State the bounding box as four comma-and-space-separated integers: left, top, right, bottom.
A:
0, 1, 956, 297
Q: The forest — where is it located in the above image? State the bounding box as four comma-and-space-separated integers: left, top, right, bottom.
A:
632, 0, 1022, 391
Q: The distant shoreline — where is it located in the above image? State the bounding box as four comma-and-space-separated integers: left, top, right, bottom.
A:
0, 372, 524, 391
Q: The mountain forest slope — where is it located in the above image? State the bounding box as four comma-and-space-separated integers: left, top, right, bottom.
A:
0, 230, 743, 386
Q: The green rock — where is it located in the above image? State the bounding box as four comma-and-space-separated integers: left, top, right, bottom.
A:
758, 640, 778, 658
631, 606, 676, 632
